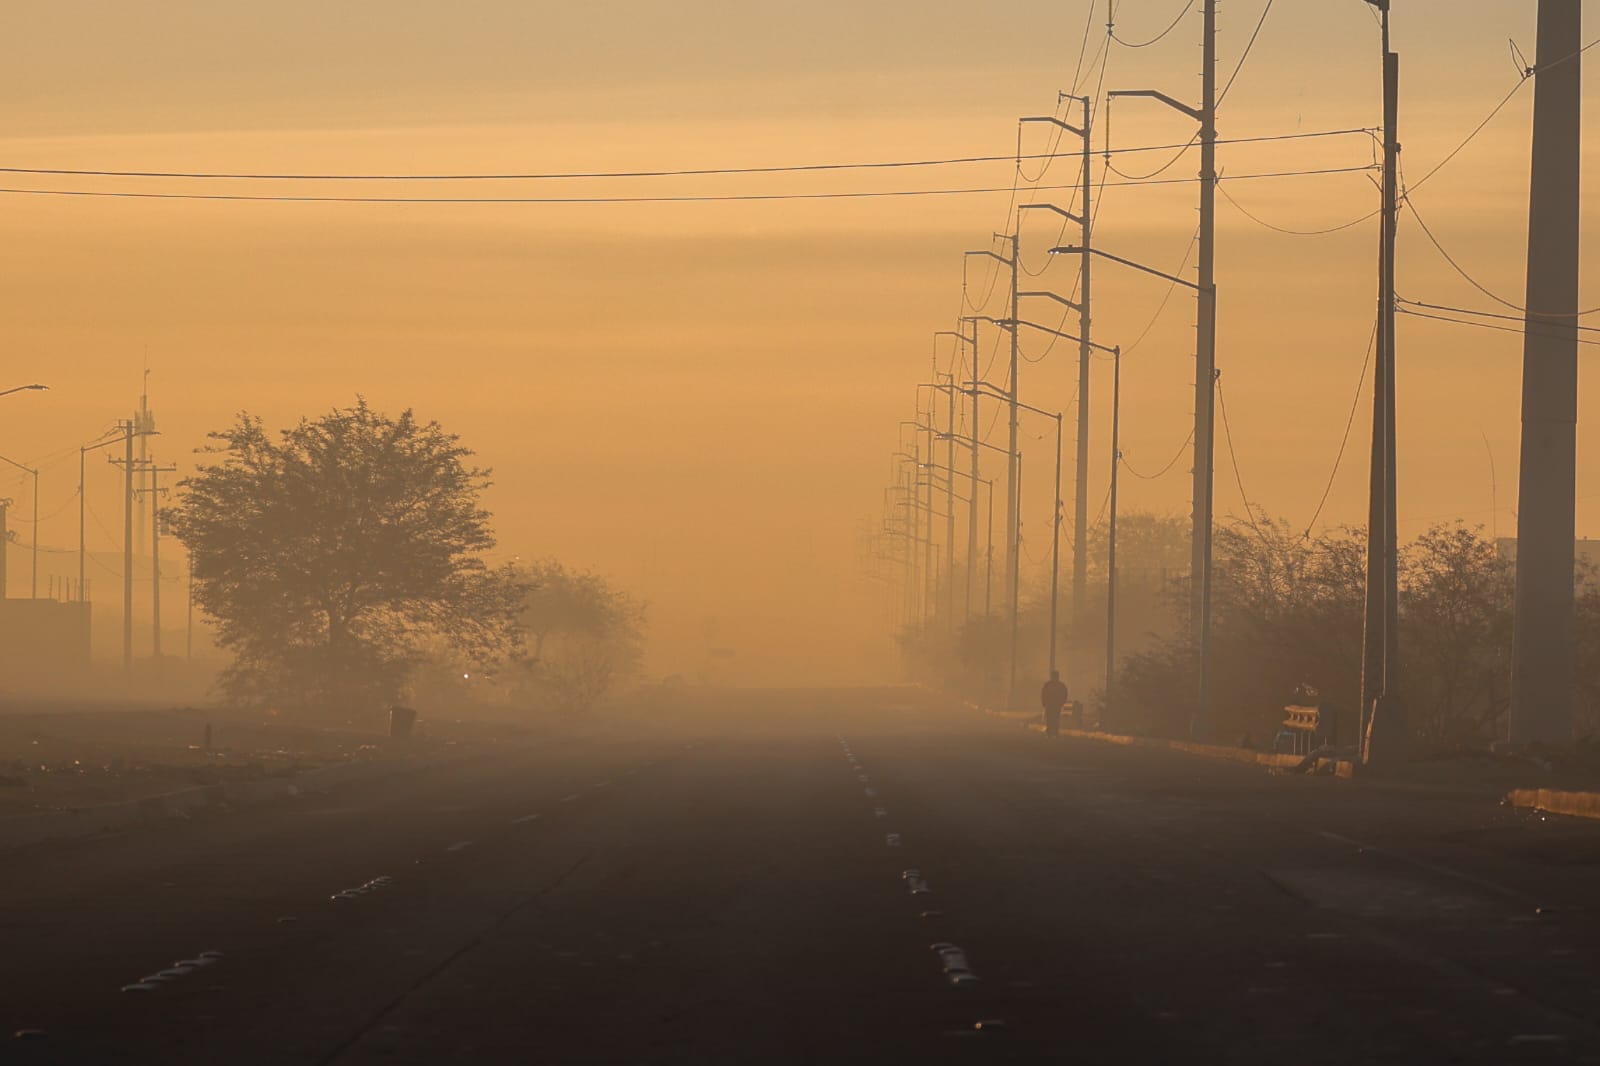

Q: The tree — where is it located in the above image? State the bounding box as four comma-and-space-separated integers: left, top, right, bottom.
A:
515, 560, 646, 713
169, 400, 522, 717
1399, 524, 1515, 747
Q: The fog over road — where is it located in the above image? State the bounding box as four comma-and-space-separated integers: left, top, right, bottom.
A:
8, 690, 1600, 1064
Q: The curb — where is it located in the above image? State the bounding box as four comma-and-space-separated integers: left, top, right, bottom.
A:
1505, 787, 1600, 822
965, 697, 1355, 778
0, 748, 470, 852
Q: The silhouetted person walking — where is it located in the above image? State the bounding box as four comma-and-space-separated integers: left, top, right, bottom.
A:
1040, 670, 1069, 738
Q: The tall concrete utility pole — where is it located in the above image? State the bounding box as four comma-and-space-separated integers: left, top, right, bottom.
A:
1108, 0, 1219, 735
1193, 0, 1219, 737
1362, 0, 1406, 766
943, 365, 957, 629
1511, 0, 1583, 745
122, 421, 134, 670
144, 463, 177, 658
967, 319, 982, 620
134, 371, 154, 555
1074, 94, 1094, 632
1006, 231, 1021, 659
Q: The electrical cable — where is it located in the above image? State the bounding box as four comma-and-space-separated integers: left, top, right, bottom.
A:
1216, 377, 1264, 533
1303, 313, 1377, 536
1399, 297, 1600, 335
1397, 305, 1600, 348
1404, 189, 1600, 317
1111, 0, 1195, 48
1218, 181, 1378, 237
1218, 0, 1275, 105
1123, 229, 1200, 357
1121, 428, 1195, 481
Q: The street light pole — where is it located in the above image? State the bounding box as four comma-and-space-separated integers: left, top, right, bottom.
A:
1109, 0, 1219, 737
1021, 95, 1094, 634
0, 455, 40, 599
1106, 346, 1124, 730
1050, 245, 1207, 730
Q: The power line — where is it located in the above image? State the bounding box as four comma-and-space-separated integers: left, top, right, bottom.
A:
1217, 0, 1276, 105
1405, 189, 1600, 317
1111, 0, 1195, 49
1121, 428, 1195, 481
1215, 377, 1263, 533
1303, 314, 1377, 536
0, 129, 1372, 186
1218, 181, 1378, 237
0, 166, 1377, 206
1397, 304, 1600, 348
1399, 297, 1600, 335
1122, 229, 1200, 357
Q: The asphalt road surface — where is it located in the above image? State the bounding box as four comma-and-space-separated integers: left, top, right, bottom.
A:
8, 688, 1600, 1064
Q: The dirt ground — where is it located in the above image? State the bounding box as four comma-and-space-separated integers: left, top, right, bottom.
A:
0, 702, 422, 816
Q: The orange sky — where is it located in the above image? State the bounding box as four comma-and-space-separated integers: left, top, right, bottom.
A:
0, 2, 1594, 682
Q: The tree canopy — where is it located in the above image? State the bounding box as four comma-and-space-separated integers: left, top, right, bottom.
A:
169, 400, 522, 715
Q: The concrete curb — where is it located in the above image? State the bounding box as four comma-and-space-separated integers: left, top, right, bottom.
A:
964, 697, 1356, 778
1505, 787, 1600, 822
0, 748, 466, 852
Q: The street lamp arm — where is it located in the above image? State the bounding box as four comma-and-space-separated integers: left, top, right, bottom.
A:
0, 384, 47, 399
935, 431, 1017, 460
1049, 245, 1206, 293
1020, 116, 1086, 137
1018, 289, 1084, 314
1108, 88, 1203, 123
1000, 316, 1120, 356
0, 453, 37, 476
1018, 203, 1086, 226
964, 249, 1015, 268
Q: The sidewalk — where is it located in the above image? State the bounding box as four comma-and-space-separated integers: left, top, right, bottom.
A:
963, 694, 1600, 817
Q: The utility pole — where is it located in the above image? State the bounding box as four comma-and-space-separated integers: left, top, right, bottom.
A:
1106, 0, 1219, 736
1193, 0, 1219, 738
1362, 0, 1406, 766
1074, 94, 1094, 633
122, 422, 133, 670
0, 499, 9, 599
967, 319, 982, 621
963, 246, 1021, 700
0, 456, 40, 599
142, 463, 177, 658
944, 367, 957, 630
1510, 0, 1583, 745
1105, 346, 1124, 729
1006, 231, 1020, 704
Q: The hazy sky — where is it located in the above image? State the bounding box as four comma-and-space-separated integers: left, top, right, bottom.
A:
0, 2, 1594, 681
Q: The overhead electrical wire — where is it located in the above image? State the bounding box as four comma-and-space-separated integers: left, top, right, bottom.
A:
1396, 304, 1600, 348
1217, 0, 1275, 105
1303, 312, 1378, 536
1111, 0, 1196, 49
1218, 181, 1378, 237
0, 165, 1376, 206
1121, 428, 1195, 481
1404, 188, 1600, 317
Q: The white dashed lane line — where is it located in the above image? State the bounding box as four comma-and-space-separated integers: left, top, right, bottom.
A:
511, 814, 541, 825
445, 840, 474, 853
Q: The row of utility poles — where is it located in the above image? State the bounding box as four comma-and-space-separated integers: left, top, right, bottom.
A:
0, 384, 187, 670
877, 0, 1585, 760
875, 0, 1220, 732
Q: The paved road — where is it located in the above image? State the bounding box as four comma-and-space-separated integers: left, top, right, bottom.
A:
7, 688, 1600, 1064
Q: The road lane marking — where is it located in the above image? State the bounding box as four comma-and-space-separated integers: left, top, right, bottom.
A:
512, 814, 541, 825
560, 794, 580, 803
446, 840, 474, 852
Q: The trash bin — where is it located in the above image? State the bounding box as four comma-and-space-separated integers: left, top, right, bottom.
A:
389, 705, 418, 740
